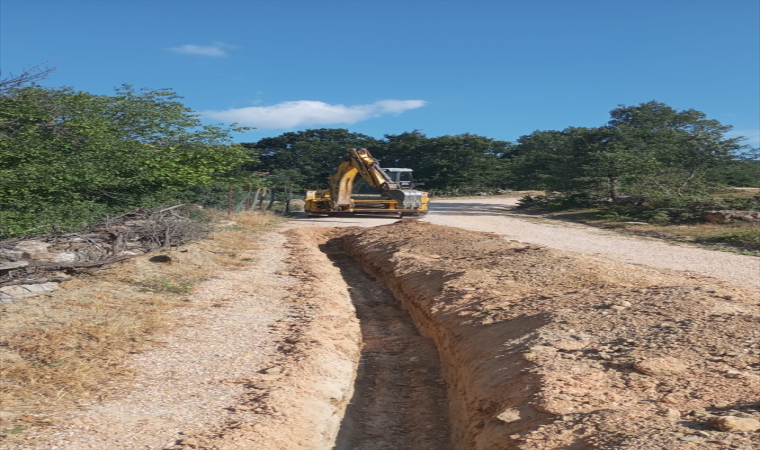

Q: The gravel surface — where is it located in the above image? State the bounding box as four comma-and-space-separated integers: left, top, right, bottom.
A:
7, 234, 294, 450
291, 197, 760, 293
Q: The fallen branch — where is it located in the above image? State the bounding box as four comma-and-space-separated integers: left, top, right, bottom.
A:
27, 254, 136, 271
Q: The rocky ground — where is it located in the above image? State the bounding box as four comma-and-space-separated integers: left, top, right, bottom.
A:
1, 198, 758, 449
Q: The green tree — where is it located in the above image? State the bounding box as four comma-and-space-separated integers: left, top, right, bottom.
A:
510, 101, 747, 200
409, 133, 512, 193
244, 128, 381, 191
508, 128, 587, 193
602, 101, 744, 197
0, 84, 250, 236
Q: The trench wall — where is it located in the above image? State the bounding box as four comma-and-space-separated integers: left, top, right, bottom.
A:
341, 220, 760, 450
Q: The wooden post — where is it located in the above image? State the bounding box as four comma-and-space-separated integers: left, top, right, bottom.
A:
257, 188, 267, 210
227, 184, 233, 216
251, 188, 261, 211
285, 186, 293, 212
266, 186, 276, 210
245, 184, 252, 211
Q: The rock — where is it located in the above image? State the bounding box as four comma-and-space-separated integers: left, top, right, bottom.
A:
664, 408, 682, 420
703, 210, 760, 223
0, 282, 60, 300
496, 408, 521, 423
633, 357, 688, 376
0, 261, 29, 271
713, 416, 760, 432
13, 240, 52, 259
551, 339, 589, 351
0, 249, 25, 261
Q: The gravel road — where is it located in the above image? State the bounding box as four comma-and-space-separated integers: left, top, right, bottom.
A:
290, 197, 760, 294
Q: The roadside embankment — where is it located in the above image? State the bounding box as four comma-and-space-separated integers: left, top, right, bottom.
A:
342, 220, 760, 450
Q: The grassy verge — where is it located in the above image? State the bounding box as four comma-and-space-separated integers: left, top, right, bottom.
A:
0, 211, 284, 436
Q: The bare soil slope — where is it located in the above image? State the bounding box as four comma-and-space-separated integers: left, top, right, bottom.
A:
342, 220, 760, 450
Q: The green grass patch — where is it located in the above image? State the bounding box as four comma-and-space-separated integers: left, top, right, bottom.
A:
696, 229, 760, 251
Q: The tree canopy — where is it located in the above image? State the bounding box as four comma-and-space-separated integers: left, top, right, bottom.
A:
243, 129, 511, 194
0, 83, 250, 236
509, 101, 749, 199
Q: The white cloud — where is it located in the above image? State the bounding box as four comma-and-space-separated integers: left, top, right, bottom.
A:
167, 42, 234, 57
727, 129, 760, 144
202, 99, 427, 129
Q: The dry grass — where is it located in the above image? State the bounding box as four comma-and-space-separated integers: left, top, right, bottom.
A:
0, 211, 285, 432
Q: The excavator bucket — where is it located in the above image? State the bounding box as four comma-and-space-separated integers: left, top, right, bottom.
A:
387, 189, 424, 210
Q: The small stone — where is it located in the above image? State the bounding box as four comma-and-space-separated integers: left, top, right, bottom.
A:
633, 357, 688, 376
713, 416, 760, 432
665, 409, 681, 420
496, 408, 521, 423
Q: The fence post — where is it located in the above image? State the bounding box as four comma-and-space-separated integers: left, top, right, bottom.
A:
252, 188, 261, 211
285, 186, 293, 212
227, 184, 233, 216
245, 184, 252, 211
257, 188, 267, 210
266, 186, 276, 210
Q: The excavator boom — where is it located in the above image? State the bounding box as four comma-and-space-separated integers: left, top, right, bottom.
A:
305, 148, 429, 216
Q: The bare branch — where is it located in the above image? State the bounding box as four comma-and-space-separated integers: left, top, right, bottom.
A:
0, 63, 57, 95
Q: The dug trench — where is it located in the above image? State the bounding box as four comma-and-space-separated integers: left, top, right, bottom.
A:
149, 220, 759, 449
327, 220, 758, 450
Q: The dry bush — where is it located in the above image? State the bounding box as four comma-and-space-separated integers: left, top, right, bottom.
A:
0, 210, 285, 431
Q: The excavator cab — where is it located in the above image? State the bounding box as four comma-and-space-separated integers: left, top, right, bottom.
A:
383, 168, 414, 189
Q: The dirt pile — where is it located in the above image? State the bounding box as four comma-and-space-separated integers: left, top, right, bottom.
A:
342, 220, 760, 450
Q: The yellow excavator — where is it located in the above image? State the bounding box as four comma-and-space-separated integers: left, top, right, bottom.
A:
304, 148, 429, 217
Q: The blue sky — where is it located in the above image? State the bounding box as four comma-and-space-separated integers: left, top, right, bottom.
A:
2, 0, 759, 146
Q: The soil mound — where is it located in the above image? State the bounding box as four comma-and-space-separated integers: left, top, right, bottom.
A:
342, 220, 760, 450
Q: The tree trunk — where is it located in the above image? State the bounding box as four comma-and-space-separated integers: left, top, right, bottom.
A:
227, 184, 233, 216
608, 176, 618, 202
266, 186, 276, 210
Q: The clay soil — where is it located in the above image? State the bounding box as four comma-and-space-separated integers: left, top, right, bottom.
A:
2, 203, 759, 449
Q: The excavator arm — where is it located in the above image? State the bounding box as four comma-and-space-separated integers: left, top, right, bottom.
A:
328, 148, 424, 211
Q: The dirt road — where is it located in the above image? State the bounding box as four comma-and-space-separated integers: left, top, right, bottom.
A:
290, 197, 760, 292
6, 197, 758, 450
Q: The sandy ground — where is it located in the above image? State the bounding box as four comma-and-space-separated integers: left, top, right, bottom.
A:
3, 197, 759, 449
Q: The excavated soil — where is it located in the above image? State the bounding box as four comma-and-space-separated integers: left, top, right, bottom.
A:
337, 220, 760, 450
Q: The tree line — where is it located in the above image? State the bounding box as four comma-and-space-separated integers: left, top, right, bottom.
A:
244, 101, 757, 200
1, 67, 757, 237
